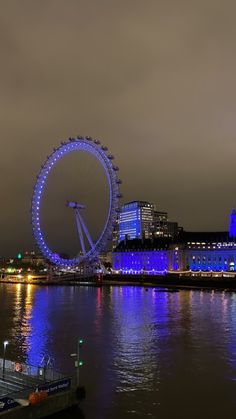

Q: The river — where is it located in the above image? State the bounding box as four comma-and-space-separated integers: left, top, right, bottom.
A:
1, 283, 236, 418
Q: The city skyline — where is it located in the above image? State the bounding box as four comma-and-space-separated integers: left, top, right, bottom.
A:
2, 3, 236, 418
1, 0, 236, 255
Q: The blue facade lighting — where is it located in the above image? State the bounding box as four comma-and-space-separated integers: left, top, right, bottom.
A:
113, 250, 169, 275
118, 201, 154, 242
113, 247, 236, 274
229, 209, 236, 238
113, 216, 236, 274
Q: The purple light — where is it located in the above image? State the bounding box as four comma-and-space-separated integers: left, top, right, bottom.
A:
31, 137, 121, 268
113, 250, 168, 275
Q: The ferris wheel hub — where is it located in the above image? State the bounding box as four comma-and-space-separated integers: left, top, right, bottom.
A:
66, 201, 86, 210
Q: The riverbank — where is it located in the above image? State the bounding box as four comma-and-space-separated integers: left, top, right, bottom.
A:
103, 274, 236, 291
1, 273, 236, 291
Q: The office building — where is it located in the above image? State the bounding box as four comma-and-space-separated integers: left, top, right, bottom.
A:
118, 201, 178, 242
118, 201, 155, 241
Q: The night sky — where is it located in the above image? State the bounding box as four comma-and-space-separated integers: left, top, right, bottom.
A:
1, 0, 236, 256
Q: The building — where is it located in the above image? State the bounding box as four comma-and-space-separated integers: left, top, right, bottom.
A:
152, 210, 168, 237
118, 201, 178, 242
229, 209, 236, 238
152, 211, 178, 238
178, 230, 236, 272
118, 201, 155, 241
20, 251, 45, 266
113, 209, 236, 275
113, 237, 171, 274
166, 221, 179, 238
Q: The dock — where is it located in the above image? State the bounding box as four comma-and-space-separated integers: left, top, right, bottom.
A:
0, 357, 85, 418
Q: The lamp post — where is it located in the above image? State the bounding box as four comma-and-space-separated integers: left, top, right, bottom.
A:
2, 340, 9, 380
70, 338, 84, 387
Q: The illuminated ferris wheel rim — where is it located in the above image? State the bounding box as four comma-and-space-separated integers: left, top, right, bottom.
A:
31, 136, 122, 268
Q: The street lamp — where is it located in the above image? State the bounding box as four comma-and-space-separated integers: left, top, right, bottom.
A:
2, 340, 9, 380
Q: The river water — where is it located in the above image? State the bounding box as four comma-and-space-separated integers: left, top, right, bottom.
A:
1, 283, 236, 418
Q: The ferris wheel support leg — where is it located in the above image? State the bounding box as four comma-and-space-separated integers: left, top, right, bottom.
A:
75, 210, 86, 256
77, 212, 94, 249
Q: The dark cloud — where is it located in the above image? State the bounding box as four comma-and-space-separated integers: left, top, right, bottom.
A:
0, 0, 236, 255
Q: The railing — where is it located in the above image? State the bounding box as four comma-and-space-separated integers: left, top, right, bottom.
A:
0, 357, 75, 402
0, 358, 64, 382
0, 376, 74, 405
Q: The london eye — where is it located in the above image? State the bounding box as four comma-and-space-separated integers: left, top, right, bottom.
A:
31, 136, 121, 268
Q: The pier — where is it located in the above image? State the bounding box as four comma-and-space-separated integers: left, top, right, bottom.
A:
0, 357, 85, 418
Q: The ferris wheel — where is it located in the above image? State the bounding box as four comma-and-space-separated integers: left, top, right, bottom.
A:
31, 136, 122, 268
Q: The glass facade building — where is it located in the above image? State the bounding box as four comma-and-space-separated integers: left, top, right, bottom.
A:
118, 201, 179, 243
118, 201, 154, 242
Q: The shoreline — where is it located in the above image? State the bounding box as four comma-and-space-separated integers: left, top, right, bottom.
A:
1, 274, 236, 291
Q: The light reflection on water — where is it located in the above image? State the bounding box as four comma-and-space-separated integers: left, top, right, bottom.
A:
1, 284, 236, 418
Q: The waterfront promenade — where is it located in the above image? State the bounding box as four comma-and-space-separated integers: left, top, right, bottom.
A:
1, 272, 236, 291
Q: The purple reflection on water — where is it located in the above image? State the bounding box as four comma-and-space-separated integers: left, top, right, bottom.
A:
2, 284, 236, 418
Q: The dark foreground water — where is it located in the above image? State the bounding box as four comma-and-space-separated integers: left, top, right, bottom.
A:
1, 284, 236, 418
